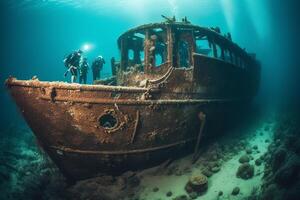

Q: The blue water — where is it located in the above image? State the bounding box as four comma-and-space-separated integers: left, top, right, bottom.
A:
1, 1, 299, 124
0, 1, 299, 199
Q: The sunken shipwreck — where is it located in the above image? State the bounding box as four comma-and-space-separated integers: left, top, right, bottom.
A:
6, 18, 260, 181
2, 1, 300, 199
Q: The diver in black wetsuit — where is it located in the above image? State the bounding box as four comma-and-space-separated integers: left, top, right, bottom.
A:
64, 49, 82, 83
92, 55, 105, 81
79, 57, 89, 84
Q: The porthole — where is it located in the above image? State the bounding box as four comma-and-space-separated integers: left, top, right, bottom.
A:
98, 113, 118, 129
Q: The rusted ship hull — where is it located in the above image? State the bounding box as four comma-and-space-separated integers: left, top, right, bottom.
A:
5, 77, 249, 180
6, 20, 261, 180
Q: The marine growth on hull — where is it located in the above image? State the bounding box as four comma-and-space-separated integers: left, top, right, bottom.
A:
4, 15, 276, 200
6, 17, 261, 180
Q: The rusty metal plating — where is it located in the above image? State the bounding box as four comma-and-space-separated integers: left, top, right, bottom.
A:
5, 19, 260, 180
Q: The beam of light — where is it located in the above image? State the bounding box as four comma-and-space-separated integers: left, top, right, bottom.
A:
168, 0, 178, 17
220, 0, 234, 32
244, 0, 270, 40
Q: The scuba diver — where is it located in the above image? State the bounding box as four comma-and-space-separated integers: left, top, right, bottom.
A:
79, 57, 89, 84
64, 49, 82, 83
92, 55, 105, 81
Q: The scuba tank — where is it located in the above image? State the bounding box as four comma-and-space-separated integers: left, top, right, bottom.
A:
64, 53, 73, 68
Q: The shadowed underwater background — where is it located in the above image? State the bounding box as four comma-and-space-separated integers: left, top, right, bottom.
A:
0, 0, 299, 200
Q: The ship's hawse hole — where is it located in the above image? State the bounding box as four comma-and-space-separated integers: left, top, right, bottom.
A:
99, 114, 117, 129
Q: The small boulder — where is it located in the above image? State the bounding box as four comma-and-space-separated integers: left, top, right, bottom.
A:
172, 194, 189, 200
236, 163, 255, 179
255, 158, 262, 166
153, 187, 159, 192
211, 166, 220, 173
166, 191, 173, 197
239, 155, 250, 163
232, 187, 240, 195
246, 147, 253, 154
202, 168, 213, 177
185, 174, 208, 195
208, 161, 219, 169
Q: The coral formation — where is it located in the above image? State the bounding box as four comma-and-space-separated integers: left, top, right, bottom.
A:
185, 174, 208, 196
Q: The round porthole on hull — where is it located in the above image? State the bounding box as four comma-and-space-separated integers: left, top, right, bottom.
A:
98, 113, 118, 129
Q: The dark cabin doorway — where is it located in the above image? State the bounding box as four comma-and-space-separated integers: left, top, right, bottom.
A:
173, 29, 194, 68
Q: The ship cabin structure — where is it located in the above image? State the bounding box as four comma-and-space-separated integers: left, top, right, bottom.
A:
116, 21, 260, 99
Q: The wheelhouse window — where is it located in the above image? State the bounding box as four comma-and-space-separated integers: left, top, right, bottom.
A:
176, 29, 194, 68
122, 31, 146, 72
128, 49, 134, 60
148, 28, 168, 68
195, 36, 214, 57
192, 29, 249, 69
178, 40, 190, 68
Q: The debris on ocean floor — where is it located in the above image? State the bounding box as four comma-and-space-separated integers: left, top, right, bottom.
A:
134, 117, 274, 200
0, 111, 299, 200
